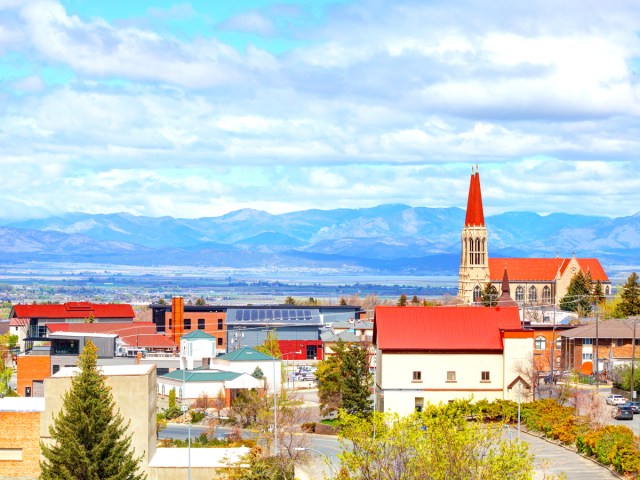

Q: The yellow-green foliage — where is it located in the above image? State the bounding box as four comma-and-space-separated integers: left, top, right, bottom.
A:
577, 425, 640, 474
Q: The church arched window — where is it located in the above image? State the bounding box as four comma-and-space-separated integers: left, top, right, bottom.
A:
542, 286, 551, 304
535, 336, 546, 350
481, 238, 486, 264
528, 286, 537, 304
605, 286, 610, 295
475, 238, 481, 264
473, 285, 481, 303
515, 286, 524, 302
469, 238, 474, 264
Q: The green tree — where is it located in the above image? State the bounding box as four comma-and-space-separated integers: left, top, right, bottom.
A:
254, 330, 281, 359
592, 280, 606, 305
615, 272, 640, 317
480, 282, 499, 306
284, 296, 296, 305
40, 340, 146, 480
397, 293, 408, 307
195, 297, 206, 306
559, 271, 593, 315
157, 297, 166, 305
338, 409, 534, 479
410, 295, 420, 305
316, 341, 347, 416
251, 366, 264, 380
340, 297, 347, 306
340, 344, 373, 418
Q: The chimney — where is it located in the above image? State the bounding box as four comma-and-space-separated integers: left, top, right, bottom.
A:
172, 296, 184, 344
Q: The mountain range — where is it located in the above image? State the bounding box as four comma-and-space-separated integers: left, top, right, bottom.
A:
1, 205, 639, 275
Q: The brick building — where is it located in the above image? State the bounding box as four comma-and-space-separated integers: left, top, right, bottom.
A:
0, 397, 45, 479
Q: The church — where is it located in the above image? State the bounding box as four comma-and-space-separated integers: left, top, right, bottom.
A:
457, 167, 611, 306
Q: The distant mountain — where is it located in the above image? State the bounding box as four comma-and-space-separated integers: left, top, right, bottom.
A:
4, 206, 640, 274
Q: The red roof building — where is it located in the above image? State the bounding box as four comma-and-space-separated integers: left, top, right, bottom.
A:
373, 304, 534, 415
457, 168, 611, 306
46, 322, 177, 353
11, 302, 134, 320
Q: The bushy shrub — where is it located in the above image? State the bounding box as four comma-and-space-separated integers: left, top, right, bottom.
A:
578, 425, 640, 474
301, 422, 316, 433
477, 399, 518, 422
190, 410, 205, 423
521, 399, 578, 442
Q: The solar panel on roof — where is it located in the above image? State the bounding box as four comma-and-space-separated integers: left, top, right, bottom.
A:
282, 310, 289, 319
274, 310, 281, 320
242, 310, 250, 321
259, 310, 265, 320
251, 310, 258, 321
266, 310, 273, 320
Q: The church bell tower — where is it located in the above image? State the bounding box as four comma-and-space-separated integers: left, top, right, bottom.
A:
458, 166, 490, 304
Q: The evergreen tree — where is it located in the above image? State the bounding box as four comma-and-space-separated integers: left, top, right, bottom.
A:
195, 297, 206, 306
480, 282, 499, 307
410, 295, 420, 305
592, 280, 606, 305
559, 271, 593, 315
316, 341, 346, 416
284, 296, 296, 305
616, 272, 640, 317
40, 340, 146, 480
340, 344, 373, 418
251, 366, 264, 380
339, 297, 347, 306
397, 294, 408, 307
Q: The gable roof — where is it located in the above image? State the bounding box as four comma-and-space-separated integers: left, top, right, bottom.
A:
320, 330, 368, 343
464, 169, 485, 227
374, 305, 522, 351
488, 258, 609, 282
46, 322, 177, 349
161, 370, 241, 382
216, 346, 275, 362
181, 331, 216, 340
11, 302, 135, 320
9, 317, 29, 327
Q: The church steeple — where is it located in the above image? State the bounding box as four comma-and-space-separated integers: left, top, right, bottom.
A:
458, 166, 490, 304
464, 165, 485, 227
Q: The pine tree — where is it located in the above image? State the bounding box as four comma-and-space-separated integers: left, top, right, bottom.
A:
480, 282, 499, 306
340, 344, 373, 418
592, 280, 606, 305
397, 294, 408, 307
40, 340, 146, 480
616, 272, 640, 317
559, 271, 593, 315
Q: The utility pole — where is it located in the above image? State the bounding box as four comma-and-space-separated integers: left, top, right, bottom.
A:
594, 313, 599, 390
630, 316, 638, 402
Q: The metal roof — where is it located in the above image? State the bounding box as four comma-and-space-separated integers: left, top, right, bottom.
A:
374, 305, 523, 351
161, 370, 241, 382
181, 330, 216, 341
216, 346, 275, 362
225, 308, 322, 326
561, 319, 638, 340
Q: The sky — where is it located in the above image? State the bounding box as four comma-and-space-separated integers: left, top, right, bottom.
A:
1, 0, 639, 221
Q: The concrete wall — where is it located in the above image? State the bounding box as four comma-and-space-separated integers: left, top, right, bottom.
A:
42, 365, 157, 476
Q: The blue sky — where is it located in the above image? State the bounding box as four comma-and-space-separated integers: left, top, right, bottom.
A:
1, 0, 639, 220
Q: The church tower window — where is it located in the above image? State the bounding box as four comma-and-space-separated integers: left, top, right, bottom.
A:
473, 285, 481, 303
515, 286, 524, 302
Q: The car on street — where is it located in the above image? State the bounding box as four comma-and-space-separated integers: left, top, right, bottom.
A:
605, 394, 626, 405
612, 406, 634, 420
621, 401, 640, 414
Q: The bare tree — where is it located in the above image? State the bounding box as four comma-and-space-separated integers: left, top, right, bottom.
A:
513, 353, 544, 400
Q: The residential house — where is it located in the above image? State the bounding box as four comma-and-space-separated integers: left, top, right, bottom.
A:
560, 318, 640, 376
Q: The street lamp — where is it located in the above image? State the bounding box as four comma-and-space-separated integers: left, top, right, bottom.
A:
294, 447, 336, 480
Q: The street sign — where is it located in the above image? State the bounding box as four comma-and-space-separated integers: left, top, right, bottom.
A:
181, 405, 188, 412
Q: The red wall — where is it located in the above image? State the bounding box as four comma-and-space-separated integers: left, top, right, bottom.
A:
278, 340, 323, 361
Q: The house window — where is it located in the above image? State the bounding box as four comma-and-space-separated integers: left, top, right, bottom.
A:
481, 371, 490, 381
52, 365, 60, 374
218, 319, 223, 330
169, 318, 172, 330
542, 286, 551, 304
184, 318, 191, 330
535, 336, 547, 350
515, 286, 524, 302
528, 286, 537, 304
198, 318, 205, 330
582, 353, 593, 361
415, 397, 424, 412
412, 371, 422, 382
615, 339, 624, 347
556, 338, 562, 349
217, 337, 223, 346
583, 338, 593, 345
605, 286, 610, 295
446, 371, 456, 382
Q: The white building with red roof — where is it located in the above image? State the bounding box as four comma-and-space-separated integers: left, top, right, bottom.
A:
373, 304, 533, 415
457, 169, 611, 306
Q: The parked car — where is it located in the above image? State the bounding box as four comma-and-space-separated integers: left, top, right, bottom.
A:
606, 394, 626, 405
622, 401, 640, 414
612, 406, 634, 420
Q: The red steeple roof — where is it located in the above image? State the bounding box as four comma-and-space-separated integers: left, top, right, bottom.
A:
464, 166, 485, 226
